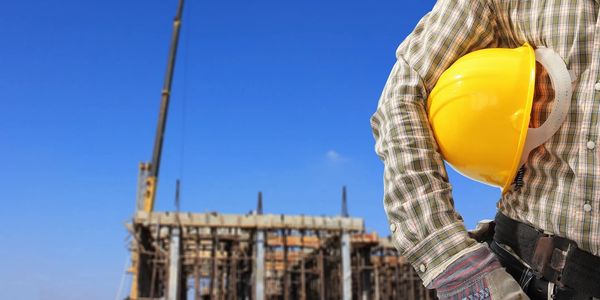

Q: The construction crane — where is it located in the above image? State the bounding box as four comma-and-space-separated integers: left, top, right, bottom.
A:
137, 0, 185, 213
130, 1, 184, 299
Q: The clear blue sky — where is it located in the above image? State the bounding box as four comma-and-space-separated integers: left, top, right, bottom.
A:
0, 1, 501, 299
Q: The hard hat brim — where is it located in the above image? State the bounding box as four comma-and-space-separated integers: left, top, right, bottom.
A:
501, 43, 536, 193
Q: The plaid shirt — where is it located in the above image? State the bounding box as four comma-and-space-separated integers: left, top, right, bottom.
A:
372, 0, 600, 285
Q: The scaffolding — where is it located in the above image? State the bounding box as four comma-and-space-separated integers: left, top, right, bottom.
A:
126, 209, 436, 299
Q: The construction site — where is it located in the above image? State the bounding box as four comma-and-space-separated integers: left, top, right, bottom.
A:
125, 0, 437, 299
127, 190, 436, 300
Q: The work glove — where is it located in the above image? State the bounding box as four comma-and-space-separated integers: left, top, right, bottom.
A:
428, 245, 530, 300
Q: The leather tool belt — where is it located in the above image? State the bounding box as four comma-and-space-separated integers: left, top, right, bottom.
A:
492, 212, 600, 300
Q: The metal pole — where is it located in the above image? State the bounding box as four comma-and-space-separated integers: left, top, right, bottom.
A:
175, 179, 181, 212
194, 245, 200, 300
283, 229, 289, 300
317, 232, 326, 300
210, 229, 218, 298
230, 242, 239, 300
341, 186, 348, 217
144, 0, 185, 212
254, 192, 265, 300
360, 247, 371, 300
136, 163, 150, 211
300, 231, 306, 300
374, 261, 380, 300
408, 265, 415, 300
257, 192, 263, 214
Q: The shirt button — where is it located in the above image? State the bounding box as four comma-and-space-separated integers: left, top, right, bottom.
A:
419, 264, 427, 273
595, 82, 600, 91
584, 203, 592, 212
389, 223, 397, 233
587, 141, 596, 150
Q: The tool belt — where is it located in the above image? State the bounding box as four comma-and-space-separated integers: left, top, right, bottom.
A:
491, 212, 600, 300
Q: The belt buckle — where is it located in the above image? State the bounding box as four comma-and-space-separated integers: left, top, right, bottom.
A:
531, 235, 574, 287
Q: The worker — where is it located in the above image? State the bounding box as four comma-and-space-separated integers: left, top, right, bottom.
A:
371, 1, 600, 299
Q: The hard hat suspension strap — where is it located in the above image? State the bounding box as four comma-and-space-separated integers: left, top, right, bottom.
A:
519, 47, 573, 166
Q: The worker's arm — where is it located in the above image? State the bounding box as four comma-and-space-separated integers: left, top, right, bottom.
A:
371, 0, 511, 290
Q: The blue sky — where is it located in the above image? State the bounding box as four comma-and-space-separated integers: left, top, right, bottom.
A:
0, 1, 501, 299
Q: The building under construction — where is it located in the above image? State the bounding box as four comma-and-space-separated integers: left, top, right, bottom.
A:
127, 191, 436, 300
125, 0, 436, 299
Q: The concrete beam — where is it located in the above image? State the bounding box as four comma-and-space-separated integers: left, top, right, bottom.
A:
134, 211, 364, 231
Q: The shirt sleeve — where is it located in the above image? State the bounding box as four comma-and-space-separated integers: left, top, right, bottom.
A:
371, 0, 498, 286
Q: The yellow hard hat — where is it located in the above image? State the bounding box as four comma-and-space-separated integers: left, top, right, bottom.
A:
427, 44, 572, 193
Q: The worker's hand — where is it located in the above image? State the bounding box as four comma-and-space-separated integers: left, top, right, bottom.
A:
429, 246, 530, 300
467, 219, 495, 243
437, 267, 530, 300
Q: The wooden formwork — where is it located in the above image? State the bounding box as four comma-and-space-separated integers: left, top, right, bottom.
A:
126, 212, 436, 300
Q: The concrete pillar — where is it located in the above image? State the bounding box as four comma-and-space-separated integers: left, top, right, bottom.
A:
167, 227, 181, 300
374, 264, 380, 300
254, 231, 265, 300
341, 232, 352, 300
